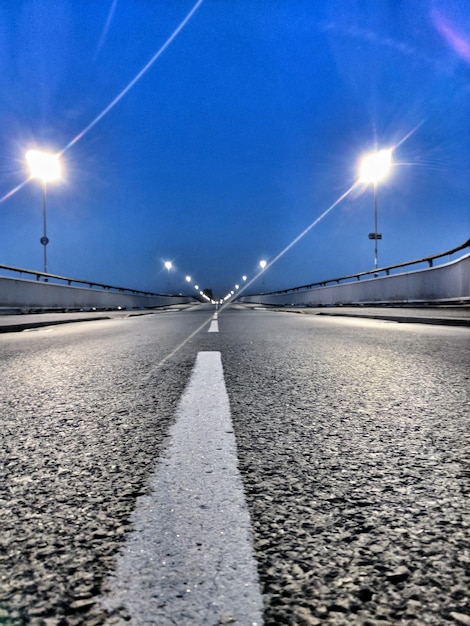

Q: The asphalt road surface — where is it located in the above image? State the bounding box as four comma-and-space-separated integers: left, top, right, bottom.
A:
1, 304, 469, 626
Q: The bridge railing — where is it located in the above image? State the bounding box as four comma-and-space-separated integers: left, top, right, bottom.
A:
0, 265, 197, 311
0, 263, 167, 297
238, 239, 470, 306
257, 239, 470, 295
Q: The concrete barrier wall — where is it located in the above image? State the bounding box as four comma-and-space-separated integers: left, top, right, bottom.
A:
239, 253, 470, 306
0, 276, 193, 310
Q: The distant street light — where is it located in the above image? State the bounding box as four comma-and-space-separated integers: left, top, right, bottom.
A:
26, 149, 61, 274
259, 259, 267, 288
359, 149, 392, 270
164, 261, 172, 291
185, 275, 191, 283
242, 275, 247, 282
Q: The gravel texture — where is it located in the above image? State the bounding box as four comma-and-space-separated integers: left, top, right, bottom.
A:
0, 317, 198, 625
221, 311, 470, 625
0, 309, 469, 625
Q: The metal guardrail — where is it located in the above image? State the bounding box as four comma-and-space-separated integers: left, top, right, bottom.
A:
0, 264, 170, 298
251, 239, 470, 296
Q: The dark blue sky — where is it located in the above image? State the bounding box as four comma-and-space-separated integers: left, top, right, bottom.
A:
0, 0, 469, 296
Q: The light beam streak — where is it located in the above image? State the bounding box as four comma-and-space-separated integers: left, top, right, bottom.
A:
94, 0, 118, 58
394, 119, 426, 149
232, 181, 360, 302
0, 179, 31, 204
60, 0, 204, 154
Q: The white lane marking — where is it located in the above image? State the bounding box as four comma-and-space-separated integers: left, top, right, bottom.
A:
213, 311, 218, 320
100, 351, 264, 625
208, 319, 219, 332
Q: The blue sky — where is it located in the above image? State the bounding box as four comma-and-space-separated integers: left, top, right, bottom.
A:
0, 0, 469, 296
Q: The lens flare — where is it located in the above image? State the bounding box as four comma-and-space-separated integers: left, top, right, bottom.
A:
432, 8, 470, 64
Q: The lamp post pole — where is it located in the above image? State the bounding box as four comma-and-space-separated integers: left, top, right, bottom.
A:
373, 183, 378, 270
41, 181, 49, 274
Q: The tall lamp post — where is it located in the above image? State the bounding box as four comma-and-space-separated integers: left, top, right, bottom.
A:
164, 261, 172, 291
26, 150, 61, 274
359, 149, 392, 271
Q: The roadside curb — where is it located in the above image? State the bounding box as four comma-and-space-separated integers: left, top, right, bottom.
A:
272, 308, 470, 327
0, 316, 113, 334
313, 312, 470, 327
0, 310, 165, 334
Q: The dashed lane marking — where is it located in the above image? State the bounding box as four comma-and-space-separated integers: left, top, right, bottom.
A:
208, 318, 219, 332
100, 351, 264, 625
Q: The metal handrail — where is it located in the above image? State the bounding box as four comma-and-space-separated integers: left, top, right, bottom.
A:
0, 264, 166, 297
253, 238, 470, 296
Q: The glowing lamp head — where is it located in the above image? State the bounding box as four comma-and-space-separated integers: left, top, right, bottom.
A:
359, 149, 392, 184
164, 261, 172, 271
26, 150, 61, 182
259, 260, 267, 270
185, 275, 191, 283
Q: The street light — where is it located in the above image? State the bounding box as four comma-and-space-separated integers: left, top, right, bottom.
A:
185, 275, 191, 283
164, 261, 172, 291
259, 259, 267, 288
359, 149, 392, 270
26, 149, 61, 274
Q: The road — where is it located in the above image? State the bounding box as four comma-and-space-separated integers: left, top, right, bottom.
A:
1, 304, 469, 626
